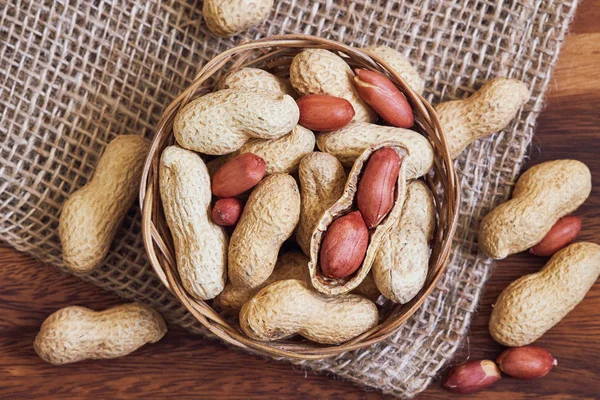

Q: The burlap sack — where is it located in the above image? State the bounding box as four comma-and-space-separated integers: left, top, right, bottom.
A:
0, 0, 578, 397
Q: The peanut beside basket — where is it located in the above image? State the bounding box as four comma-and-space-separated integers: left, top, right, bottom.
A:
140, 34, 460, 360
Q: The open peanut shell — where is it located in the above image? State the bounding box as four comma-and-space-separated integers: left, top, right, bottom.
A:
308, 141, 409, 295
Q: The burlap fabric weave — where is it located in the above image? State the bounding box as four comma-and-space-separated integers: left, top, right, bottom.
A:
0, 0, 578, 397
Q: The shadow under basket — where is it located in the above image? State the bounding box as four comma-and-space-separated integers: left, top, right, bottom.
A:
140, 34, 460, 360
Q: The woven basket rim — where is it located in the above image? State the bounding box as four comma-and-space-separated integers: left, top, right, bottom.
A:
140, 34, 460, 360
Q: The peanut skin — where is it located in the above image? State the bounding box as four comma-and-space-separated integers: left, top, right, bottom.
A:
479, 160, 591, 259
530, 216, 582, 257
435, 78, 529, 159
356, 147, 402, 228
207, 125, 315, 176
316, 122, 434, 179
296, 152, 347, 256
59, 135, 150, 274
160, 146, 228, 300
496, 346, 557, 380
34, 303, 166, 365
174, 89, 299, 155
443, 360, 501, 394
228, 174, 301, 288
212, 198, 244, 227
240, 279, 379, 344
296, 94, 355, 131
308, 143, 408, 296
364, 46, 425, 95
353, 69, 414, 128
211, 153, 266, 197
489, 242, 600, 346
373, 180, 435, 303
320, 211, 370, 279
290, 49, 377, 123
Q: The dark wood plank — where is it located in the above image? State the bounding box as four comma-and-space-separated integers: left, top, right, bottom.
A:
1, 1, 599, 399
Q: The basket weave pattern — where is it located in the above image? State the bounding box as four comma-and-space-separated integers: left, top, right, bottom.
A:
141, 35, 460, 359
0, 0, 578, 397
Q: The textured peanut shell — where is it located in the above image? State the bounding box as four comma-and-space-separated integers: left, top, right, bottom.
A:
215, 252, 309, 312
309, 143, 409, 295
217, 252, 380, 311
364, 46, 425, 95
435, 78, 529, 159
352, 272, 381, 303
373, 180, 435, 303
203, 0, 273, 37
489, 242, 600, 346
479, 159, 591, 259
228, 174, 301, 288
290, 49, 377, 123
173, 89, 299, 155
160, 146, 228, 300
217, 67, 297, 98
296, 152, 347, 256
240, 279, 379, 344
317, 122, 434, 179
207, 125, 315, 176
59, 135, 150, 274
34, 303, 166, 365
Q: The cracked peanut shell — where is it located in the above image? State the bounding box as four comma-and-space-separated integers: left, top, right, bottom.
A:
373, 180, 435, 303
316, 122, 434, 179
308, 142, 409, 296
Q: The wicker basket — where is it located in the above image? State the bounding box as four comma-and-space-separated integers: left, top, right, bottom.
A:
140, 34, 460, 360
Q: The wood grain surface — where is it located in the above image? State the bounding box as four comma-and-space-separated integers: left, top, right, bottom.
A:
1, 3, 599, 399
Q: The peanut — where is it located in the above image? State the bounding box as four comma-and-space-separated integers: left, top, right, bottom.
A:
356, 147, 403, 228
320, 211, 370, 279
160, 146, 228, 300
228, 174, 301, 288
435, 78, 529, 159
479, 160, 591, 259
174, 89, 299, 155
212, 153, 266, 197
364, 46, 425, 95
290, 49, 377, 123
203, 0, 273, 37
353, 69, 414, 128
34, 303, 166, 365
212, 198, 244, 227
217, 67, 297, 98
373, 180, 435, 303
443, 360, 501, 394
239, 279, 379, 344
496, 346, 557, 380
59, 135, 150, 274
207, 125, 315, 176
217, 252, 380, 311
296, 94, 355, 131
309, 143, 409, 295
316, 122, 434, 179
296, 152, 347, 256
352, 272, 381, 303
489, 242, 600, 347
530, 216, 582, 257
215, 251, 309, 312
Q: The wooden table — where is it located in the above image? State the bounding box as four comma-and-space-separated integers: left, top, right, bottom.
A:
1, 3, 599, 399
